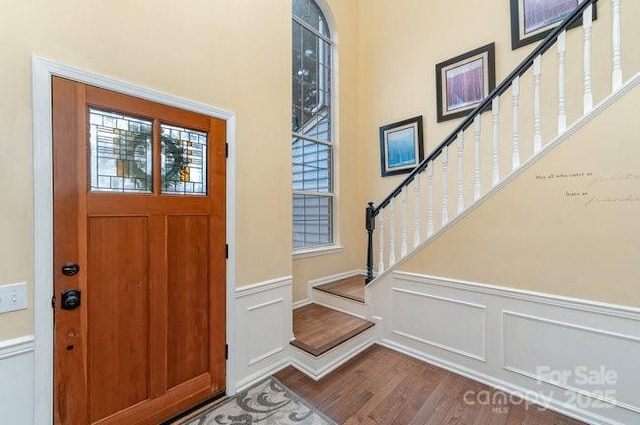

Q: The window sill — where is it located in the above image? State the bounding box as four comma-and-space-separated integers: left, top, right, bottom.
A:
293, 245, 343, 259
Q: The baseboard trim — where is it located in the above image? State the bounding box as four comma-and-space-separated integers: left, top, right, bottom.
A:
235, 358, 291, 392
292, 299, 312, 310
307, 269, 366, 287
378, 339, 619, 425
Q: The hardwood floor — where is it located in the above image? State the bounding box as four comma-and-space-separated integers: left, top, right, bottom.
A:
291, 303, 374, 356
275, 345, 586, 425
315, 275, 366, 303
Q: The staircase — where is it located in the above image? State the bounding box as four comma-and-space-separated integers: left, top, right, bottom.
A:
364, 0, 622, 283
290, 274, 375, 379
290, 4, 637, 420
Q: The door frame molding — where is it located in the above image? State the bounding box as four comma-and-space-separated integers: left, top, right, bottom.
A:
32, 56, 238, 424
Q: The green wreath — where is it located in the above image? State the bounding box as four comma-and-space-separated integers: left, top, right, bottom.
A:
127, 133, 187, 191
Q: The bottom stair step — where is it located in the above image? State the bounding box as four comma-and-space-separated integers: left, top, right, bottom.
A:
291, 303, 374, 357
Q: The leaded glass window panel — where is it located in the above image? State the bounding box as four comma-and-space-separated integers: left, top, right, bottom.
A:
89, 108, 153, 193
292, 21, 331, 141
160, 124, 208, 195
293, 0, 330, 37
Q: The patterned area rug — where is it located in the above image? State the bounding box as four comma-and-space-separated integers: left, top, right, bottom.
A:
184, 377, 336, 425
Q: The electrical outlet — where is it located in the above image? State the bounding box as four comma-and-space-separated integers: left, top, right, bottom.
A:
0, 283, 27, 314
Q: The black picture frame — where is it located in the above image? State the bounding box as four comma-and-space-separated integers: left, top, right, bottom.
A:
510, 0, 598, 50
379, 116, 424, 177
435, 43, 496, 123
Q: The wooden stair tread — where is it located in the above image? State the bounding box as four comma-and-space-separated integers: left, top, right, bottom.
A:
314, 275, 365, 303
291, 304, 374, 357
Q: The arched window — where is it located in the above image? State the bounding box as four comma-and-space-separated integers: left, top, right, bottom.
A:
292, 0, 334, 250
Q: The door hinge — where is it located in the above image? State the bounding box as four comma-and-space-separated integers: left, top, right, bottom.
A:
225, 244, 229, 259
225, 344, 229, 360
51, 295, 56, 309
225, 143, 229, 158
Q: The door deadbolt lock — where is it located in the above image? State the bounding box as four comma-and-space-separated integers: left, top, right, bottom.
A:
61, 263, 80, 276
61, 289, 81, 310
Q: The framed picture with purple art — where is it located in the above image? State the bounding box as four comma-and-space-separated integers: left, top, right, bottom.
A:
435, 43, 496, 123
510, 0, 597, 49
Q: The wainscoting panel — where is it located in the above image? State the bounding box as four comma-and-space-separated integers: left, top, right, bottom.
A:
503, 311, 640, 415
0, 335, 34, 425
370, 271, 640, 425
235, 277, 292, 391
391, 287, 486, 361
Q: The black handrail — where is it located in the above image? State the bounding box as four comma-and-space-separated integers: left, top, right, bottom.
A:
365, 0, 598, 283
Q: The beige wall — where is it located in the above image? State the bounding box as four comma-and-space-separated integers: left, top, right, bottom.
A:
0, 0, 361, 339
1, 0, 637, 339
401, 83, 640, 307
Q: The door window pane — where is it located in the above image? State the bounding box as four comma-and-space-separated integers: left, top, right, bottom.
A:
89, 108, 153, 193
161, 124, 208, 195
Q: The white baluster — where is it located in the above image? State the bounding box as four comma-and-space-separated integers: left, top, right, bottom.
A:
413, 176, 421, 248
442, 146, 449, 226
492, 97, 500, 186
611, 0, 622, 91
456, 132, 464, 215
400, 186, 408, 258
511, 76, 520, 171
427, 164, 434, 237
378, 209, 385, 275
389, 198, 396, 267
473, 115, 481, 201
533, 55, 542, 153
583, 1, 594, 113
558, 30, 567, 134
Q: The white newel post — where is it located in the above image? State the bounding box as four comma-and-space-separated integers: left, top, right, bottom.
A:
492, 97, 500, 186
456, 132, 464, 215
511, 76, 520, 171
582, 0, 594, 113
558, 30, 567, 134
473, 115, 481, 200
611, 0, 622, 91
533, 55, 542, 153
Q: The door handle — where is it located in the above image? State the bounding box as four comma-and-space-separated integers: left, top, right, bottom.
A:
61, 289, 81, 310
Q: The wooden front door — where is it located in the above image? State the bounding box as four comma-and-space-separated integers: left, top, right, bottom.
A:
52, 77, 226, 425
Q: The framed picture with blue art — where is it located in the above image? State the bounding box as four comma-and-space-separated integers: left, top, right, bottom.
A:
435, 43, 495, 123
510, 0, 597, 49
379, 116, 424, 177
